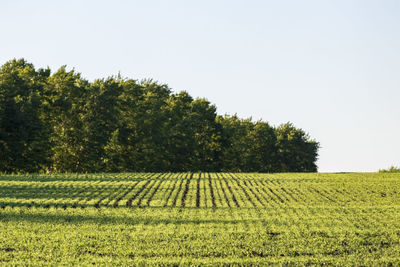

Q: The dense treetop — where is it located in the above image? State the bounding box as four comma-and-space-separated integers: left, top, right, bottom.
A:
0, 59, 319, 173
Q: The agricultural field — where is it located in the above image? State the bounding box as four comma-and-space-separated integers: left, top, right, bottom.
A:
1, 172, 400, 265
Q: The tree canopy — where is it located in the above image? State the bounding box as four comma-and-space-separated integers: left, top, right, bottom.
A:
0, 59, 319, 173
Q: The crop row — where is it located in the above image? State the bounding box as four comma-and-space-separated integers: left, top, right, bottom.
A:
0, 173, 399, 209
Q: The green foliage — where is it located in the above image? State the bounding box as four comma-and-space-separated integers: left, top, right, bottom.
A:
275, 123, 319, 172
217, 115, 256, 172
249, 121, 278, 172
379, 166, 400, 173
0, 172, 400, 265
0, 59, 51, 172
45, 66, 88, 172
81, 78, 123, 172
0, 59, 319, 173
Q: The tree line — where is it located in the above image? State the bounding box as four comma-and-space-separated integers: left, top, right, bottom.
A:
0, 59, 319, 173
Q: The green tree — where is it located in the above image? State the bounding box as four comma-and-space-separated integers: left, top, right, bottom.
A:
163, 91, 196, 171
0, 59, 51, 172
45, 66, 88, 172
189, 98, 223, 171
0, 59, 320, 173
80, 78, 122, 172
248, 121, 278, 172
110, 79, 171, 171
217, 115, 254, 172
275, 123, 319, 172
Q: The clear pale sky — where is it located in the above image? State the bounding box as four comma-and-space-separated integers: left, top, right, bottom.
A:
1, 0, 399, 172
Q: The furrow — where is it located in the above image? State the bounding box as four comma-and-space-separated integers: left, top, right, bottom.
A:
113, 182, 140, 207
125, 180, 151, 207
229, 174, 257, 207
216, 173, 231, 208
208, 173, 216, 208
136, 179, 158, 207
196, 175, 201, 208
172, 176, 185, 207
181, 173, 193, 207
163, 175, 179, 207
146, 175, 166, 207
220, 174, 240, 207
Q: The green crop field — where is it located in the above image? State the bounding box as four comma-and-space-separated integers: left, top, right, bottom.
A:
1, 173, 400, 265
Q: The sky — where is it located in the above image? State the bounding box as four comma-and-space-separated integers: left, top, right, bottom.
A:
1, 0, 399, 172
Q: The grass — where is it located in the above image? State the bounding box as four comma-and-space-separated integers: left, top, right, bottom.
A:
1, 172, 400, 265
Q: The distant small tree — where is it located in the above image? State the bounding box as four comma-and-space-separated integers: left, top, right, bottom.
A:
379, 166, 400, 173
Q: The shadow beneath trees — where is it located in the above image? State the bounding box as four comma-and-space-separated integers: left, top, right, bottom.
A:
0, 208, 263, 226
0, 176, 147, 182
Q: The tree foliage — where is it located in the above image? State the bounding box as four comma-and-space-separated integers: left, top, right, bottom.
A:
0, 59, 319, 173
379, 166, 400, 173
